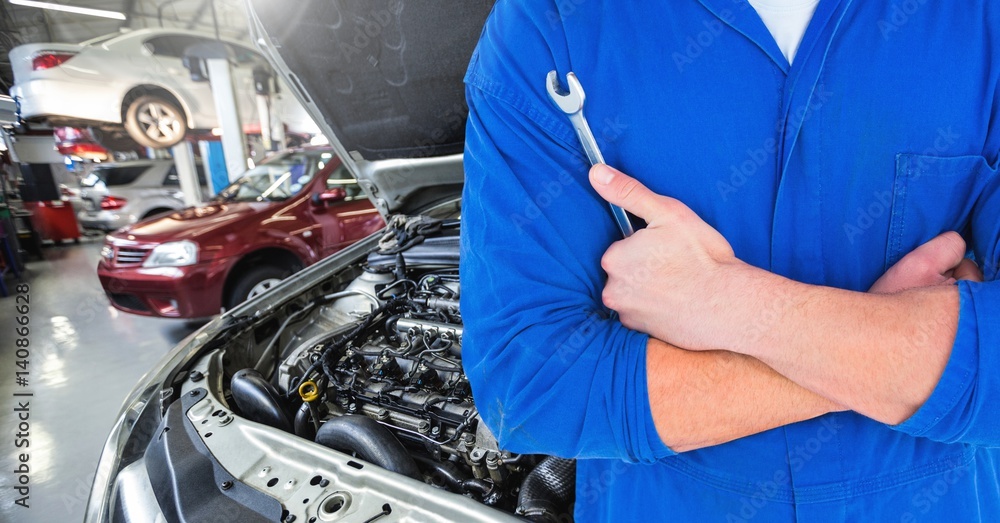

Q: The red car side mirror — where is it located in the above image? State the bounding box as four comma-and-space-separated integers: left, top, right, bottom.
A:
311, 187, 347, 206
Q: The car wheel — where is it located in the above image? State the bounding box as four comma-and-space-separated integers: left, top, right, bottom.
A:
226, 265, 292, 310
124, 95, 187, 149
141, 208, 174, 220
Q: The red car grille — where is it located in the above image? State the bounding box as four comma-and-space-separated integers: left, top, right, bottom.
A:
114, 246, 151, 266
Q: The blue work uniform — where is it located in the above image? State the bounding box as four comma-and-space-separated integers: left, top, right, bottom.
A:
460, 1, 1000, 521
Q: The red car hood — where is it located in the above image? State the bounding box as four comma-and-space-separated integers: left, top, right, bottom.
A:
112, 201, 276, 244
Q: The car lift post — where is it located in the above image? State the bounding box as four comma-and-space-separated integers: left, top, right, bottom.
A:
184, 42, 248, 182
253, 66, 274, 152
171, 141, 202, 207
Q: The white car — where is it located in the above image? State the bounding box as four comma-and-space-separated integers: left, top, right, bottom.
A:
8, 28, 318, 149
76, 159, 208, 231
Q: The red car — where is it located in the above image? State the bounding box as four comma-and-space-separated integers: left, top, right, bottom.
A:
97, 147, 384, 318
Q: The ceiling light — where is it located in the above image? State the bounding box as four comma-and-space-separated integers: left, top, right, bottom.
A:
9, 0, 126, 20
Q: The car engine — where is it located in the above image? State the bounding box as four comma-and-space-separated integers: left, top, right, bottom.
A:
224, 217, 575, 522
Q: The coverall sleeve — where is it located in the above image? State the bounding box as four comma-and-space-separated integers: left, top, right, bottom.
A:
459, 52, 673, 461
894, 158, 1000, 446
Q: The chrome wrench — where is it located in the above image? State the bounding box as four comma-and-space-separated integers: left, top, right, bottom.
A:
546, 71, 635, 238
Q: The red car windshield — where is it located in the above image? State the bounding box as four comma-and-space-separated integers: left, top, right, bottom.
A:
215, 151, 331, 203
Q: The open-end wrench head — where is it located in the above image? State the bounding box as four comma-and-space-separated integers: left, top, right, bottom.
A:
546, 70, 585, 115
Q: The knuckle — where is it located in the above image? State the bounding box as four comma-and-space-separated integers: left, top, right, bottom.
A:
659, 197, 682, 215
601, 287, 617, 310
659, 197, 691, 222
616, 180, 640, 203
600, 252, 613, 272
602, 243, 622, 271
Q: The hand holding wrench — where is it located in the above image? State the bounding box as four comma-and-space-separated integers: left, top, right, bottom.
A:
546, 71, 635, 238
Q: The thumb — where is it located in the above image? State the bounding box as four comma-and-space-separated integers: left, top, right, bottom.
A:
914, 231, 968, 276
589, 164, 662, 222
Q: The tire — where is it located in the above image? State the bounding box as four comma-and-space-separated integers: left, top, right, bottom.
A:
141, 208, 174, 220
225, 265, 292, 310
123, 94, 187, 149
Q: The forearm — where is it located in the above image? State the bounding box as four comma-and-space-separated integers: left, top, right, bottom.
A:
721, 265, 959, 425
647, 337, 840, 453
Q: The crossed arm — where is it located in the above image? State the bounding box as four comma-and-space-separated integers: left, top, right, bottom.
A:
586, 165, 986, 452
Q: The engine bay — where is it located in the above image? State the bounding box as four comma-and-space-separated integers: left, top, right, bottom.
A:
187, 216, 575, 522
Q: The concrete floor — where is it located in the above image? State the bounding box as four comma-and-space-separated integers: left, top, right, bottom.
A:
0, 237, 204, 522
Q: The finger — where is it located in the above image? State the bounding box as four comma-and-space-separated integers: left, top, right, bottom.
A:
954, 258, 984, 282
908, 231, 967, 276
589, 164, 664, 222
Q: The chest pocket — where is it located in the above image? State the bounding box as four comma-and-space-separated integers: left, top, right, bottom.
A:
885, 154, 997, 271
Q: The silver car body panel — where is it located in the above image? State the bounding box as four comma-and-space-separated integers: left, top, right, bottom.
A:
78, 160, 203, 231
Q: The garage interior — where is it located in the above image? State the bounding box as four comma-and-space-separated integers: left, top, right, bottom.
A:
0, 1, 324, 521
1, 1, 993, 522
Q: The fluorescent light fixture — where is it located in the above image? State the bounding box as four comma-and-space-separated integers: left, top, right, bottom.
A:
9, 0, 126, 20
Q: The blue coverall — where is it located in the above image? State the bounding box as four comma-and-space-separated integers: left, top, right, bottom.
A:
460, 1, 1000, 521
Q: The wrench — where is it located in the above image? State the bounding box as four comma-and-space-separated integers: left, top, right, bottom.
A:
546, 70, 635, 238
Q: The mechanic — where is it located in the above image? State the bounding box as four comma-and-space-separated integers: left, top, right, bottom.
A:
461, 1, 1000, 521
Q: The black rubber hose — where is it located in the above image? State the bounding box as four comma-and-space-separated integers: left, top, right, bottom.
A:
516, 457, 577, 523
293, 403, 316, 440
413, 456, 495, 498
314, 415, 422, 481
230, 368, 294, 433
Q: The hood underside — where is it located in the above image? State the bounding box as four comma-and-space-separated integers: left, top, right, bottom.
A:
245, 0, 496, 216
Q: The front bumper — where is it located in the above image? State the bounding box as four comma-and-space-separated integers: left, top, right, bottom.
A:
97, 259, 229, 318
11, 78, 121, 124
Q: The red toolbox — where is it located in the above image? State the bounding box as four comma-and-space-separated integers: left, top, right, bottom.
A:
22, 200, 81, 243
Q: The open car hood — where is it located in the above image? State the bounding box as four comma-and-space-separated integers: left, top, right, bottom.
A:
245, 0, 495, 217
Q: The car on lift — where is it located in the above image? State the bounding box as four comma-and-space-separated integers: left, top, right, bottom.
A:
97, 146, 383, 318
86, 3, 578, 523
77, 159, 209, 231
8, 28, 318, 150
